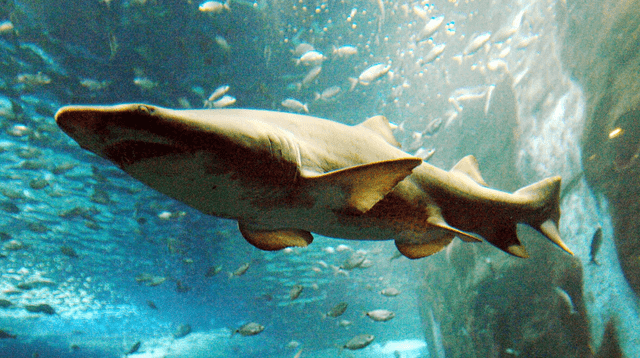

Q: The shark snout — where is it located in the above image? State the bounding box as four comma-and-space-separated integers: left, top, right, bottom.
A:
55, 105, 118, 155
55, 106, 84, 137
55, 105, 108, 140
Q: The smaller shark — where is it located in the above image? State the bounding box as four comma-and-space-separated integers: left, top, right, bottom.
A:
55, 104, 573, 259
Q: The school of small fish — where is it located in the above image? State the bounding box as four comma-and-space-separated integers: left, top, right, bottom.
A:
0, 0, 581, 356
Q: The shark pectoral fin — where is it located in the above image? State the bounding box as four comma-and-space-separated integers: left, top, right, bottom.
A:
238, 222, 313, 251
449, 155, 488, 186
395, 234, 454, 259
357, 115, 402, 148
306, 158, 423, 214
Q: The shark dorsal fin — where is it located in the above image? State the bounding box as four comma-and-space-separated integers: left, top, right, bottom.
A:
449, 155, 488, 186
358, 115, 401, 148
305, 158, 422, 214
238, 222, 313, 251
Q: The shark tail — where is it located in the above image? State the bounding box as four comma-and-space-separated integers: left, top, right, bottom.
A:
475, 176, 573, 258
516, 176, 574, 256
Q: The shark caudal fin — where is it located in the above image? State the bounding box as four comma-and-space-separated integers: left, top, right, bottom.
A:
474, 176, 573, 258
515, 176, 574, 256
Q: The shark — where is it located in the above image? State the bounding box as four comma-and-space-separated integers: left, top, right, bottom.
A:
54, 103, 573, 259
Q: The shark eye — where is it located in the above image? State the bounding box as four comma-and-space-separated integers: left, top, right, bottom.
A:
137, 105, 154, 115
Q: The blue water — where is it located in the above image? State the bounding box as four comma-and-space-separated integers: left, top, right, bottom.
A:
1, 0, 638, 357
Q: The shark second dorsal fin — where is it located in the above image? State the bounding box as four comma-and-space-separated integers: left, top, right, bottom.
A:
306, 158, 423, 214
449, 155, 488, 186
238, 222, 313, 251
358, 115, 401, 148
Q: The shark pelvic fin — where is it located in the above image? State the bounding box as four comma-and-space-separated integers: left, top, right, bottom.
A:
449, 155, 488, 186
428, 215, 482, 243
394, 213, 481, 259
395, 234, 454, 259
357, 115, 402, 148
238, 222, 313, 251
307, 158, 423, 214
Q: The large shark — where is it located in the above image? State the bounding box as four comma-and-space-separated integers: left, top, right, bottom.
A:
55, 103, 573, 259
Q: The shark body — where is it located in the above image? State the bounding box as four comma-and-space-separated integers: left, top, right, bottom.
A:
55, 103, 573, 259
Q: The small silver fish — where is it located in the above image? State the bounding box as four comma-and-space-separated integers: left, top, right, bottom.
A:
344, 334, 374, 350
281, 98, 309, 113
491, 25, 517, 43
463, 32, 491, 55
332, 45, 358, 57
414, 147, 436, 161
133, 76, 156, 90
126, 341, 141, 355
234, 322, 264, 336
289, 284, 303, 300
207, 85, 230, 102
229, 262, 250, 278
416, 15, 445, 42
325, 302, 348, 318
301, 66, 322, 87
314, 86, 341, 101
199, 0, 230, 13
292, 43, 315, 56
365, 309, 395, 322
424, 117, 443, 135
296, 50, 325, 66
215, 36, 231, 52
422, 43, 446, 64
554, 287, 576, 315
0, 20, 14, 35
380, 287, 401, 297
350, 63, 390, 89
590, 226, 603, 265
212, 95, 236, 108
340, 253, 365, 270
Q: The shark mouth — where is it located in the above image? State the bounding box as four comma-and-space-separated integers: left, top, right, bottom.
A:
102, 140, 186, 167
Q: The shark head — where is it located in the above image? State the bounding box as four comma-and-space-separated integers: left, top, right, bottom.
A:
55, 103, 301, 180
58, 104, 171, 165
55, 103, 304, 216
56, 104, 225, 168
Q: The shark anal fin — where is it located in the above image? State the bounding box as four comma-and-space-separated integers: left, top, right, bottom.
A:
449, 155, 488, 186
357, 115, 401, 148
395, 234, 454, 259
476, 219, 529, 258
306, 158, 423, 214
238, 222, 313, 251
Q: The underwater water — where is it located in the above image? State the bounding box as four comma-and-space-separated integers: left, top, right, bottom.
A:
1, 0, 639, 357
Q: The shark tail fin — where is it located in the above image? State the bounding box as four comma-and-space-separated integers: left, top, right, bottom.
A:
474, 176, 572, 258
515, 176, 574, 256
